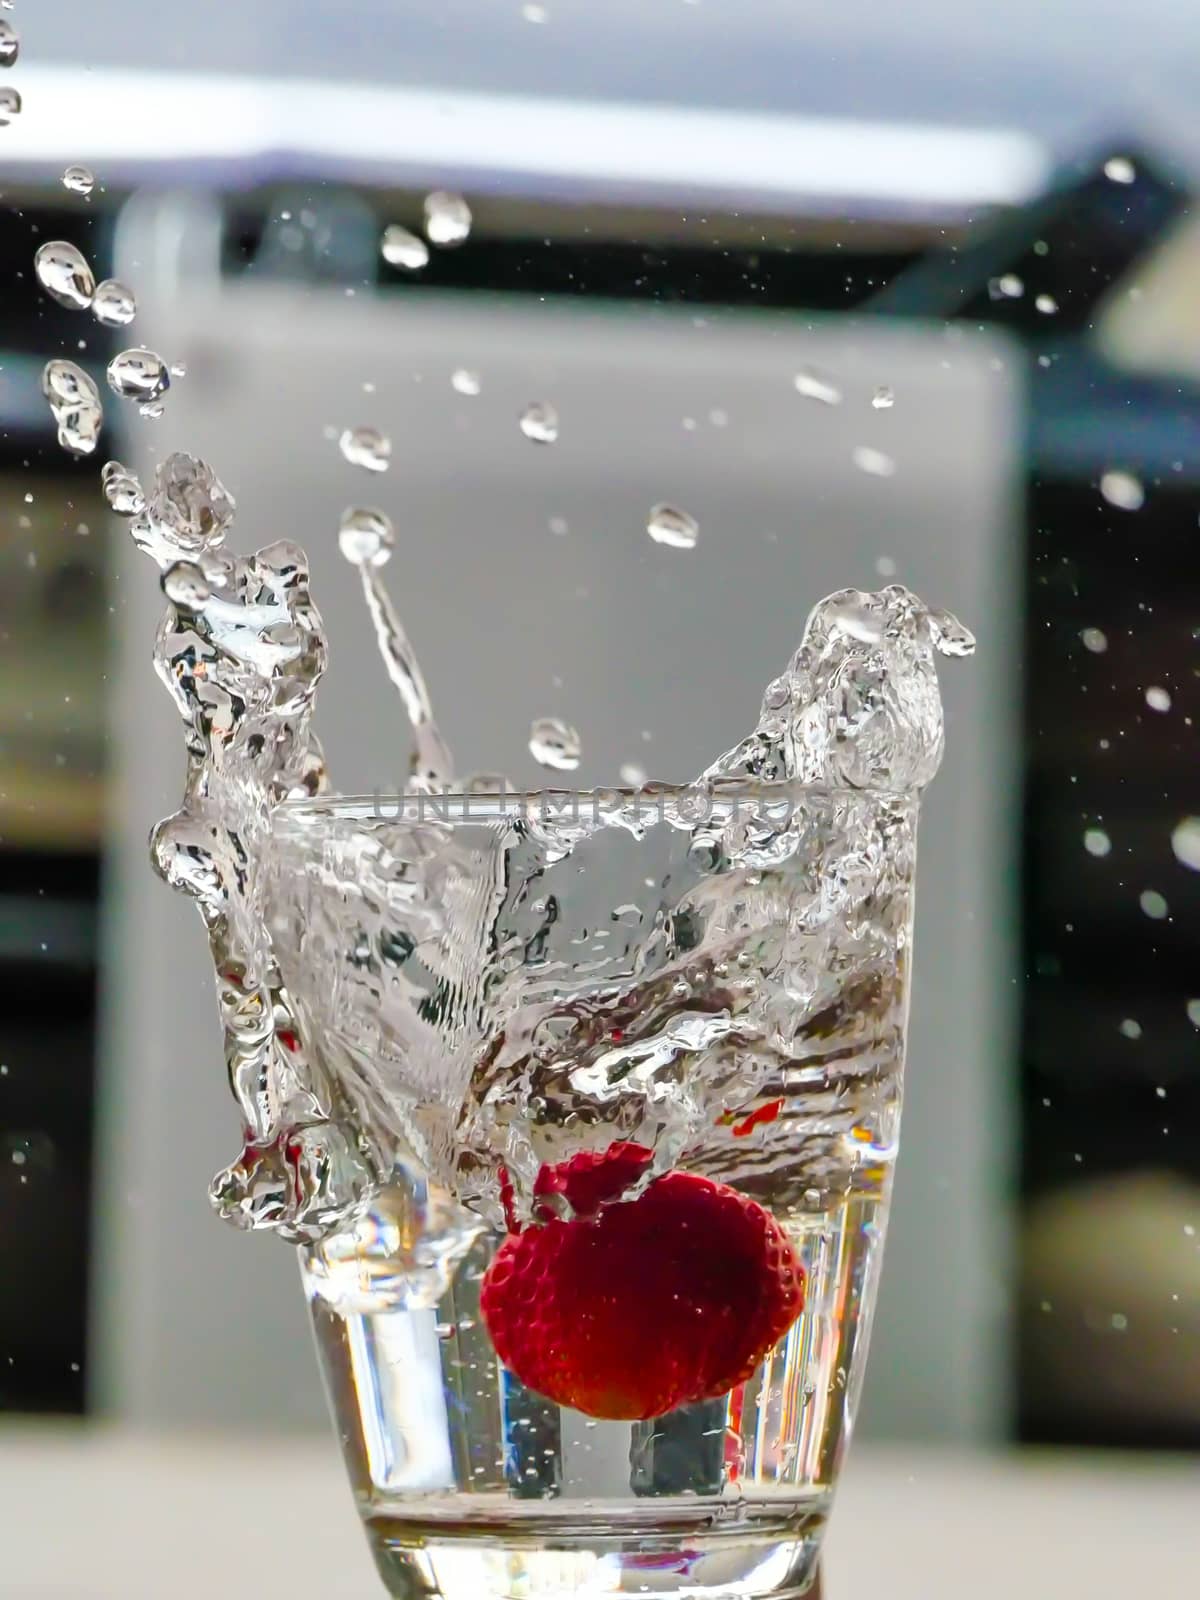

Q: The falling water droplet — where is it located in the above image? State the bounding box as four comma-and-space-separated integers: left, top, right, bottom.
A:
338, 506, 395, 567
520, 402, 558, 444
380, 224, 429, 271
852, 446, 895, 478
0, 20, 17, 66
1104, 156, 1136, 185
91, 279, 137, 328
1083, 828, 1111, 857
1100, 470, 1143, 511
1170, 817, 1200, 872
647, 503, 698, 550
423, 191, 472, 248
1145, 685, 1171, 712
1080, 626, 1108, 653
41, 360, 103, 457
875, 556, 897, 577
871, 386, 894, 410
529, 717, 581, 772
793, 369, 841, 405
0, 84, 20, 123
338, 426, 391, 474
101, 460, 146, 516
522, 2, 549, 19
988, 274, 1024, 300
1035, 293, 1058, 315
1119, 1018, 1142, 1040
34, 241, 96, 311
61, 164, 95, 198
1187, 999, 1200, 1028
451, 368, 481, 396
620, 762, 647, 786
1139, 889, 1168, 920
107, 348, 171, 403
162, 561, 211, 611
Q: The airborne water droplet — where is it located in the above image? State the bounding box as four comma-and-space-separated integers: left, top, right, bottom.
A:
91, 279, 137, 328
793, 369, 841, 405
339, 425, 391, 474
1083, 828, 1111, 857
1170, 817, 1200, 872
1080, 627, 1108, 653
529, 717, 581, 772
1104, 156, 1136, 185
41, 360, 103, 457
988, 274, 1023, 300
520, 402, 558, 444
162, 560, 211, 611
1139, 889, 1168, 920
107, 348, 170, 403
1100, 470, 1144, 511
1119, 1018, 1142, 1040
101, 460, 146, 516
0, 20, 17, 67
34, 241, 96, 311
1035, 293, 1058, 315
620, 762, 647, 786
871, 386, 894, 410
338, 506, 395, 567
62, 165, 95, 198
1145, 685, 1171, 712
451, 368, 481, 396
647, 503, 698, 550
380, 224, 429, 272
852, 446, 895, 478
423, 191, 472, 248
0, 84, 20, 123
1187, 999, 1200, 1028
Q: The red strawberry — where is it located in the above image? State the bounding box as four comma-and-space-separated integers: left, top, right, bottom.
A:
480, 1143, 805, 1421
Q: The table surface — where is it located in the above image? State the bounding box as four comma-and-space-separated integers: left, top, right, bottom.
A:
1, 1426, 1195, 1598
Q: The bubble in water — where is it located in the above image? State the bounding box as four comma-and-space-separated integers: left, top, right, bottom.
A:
380, 224, 429, 272
871, 386, 894, 410
339, 425, 391, 474
853, 446, 895, 478
1035, 293, 1058, 315
34, 241, 96, 311
1080, 627, 1108, 653
1171, 817, 1200, 872
0, 84, 20, 124
451, 368, 481, 396
988, 273, 1024, 300
424, 191, 472, 248
91, 279, 137, 328
61, 164, 95, 198
101, 459, 145, 516
1139, 889, 1168, 920
41, 360, 103, 457
338, 506, 395, 567
1100, 470, 1143, 511
647, 503, 698, 550
1104, 156, 1136, 185
1083, 828, 1111, 857
1144, 685, 1171, 712
529, 716, 581, 772
793, 369, 841, 405
0, 20, 17, 66
162, 560, 211, 611
520, 402, 558, 444
1119, 1018, 1142, 1040
107, 348, 170, 403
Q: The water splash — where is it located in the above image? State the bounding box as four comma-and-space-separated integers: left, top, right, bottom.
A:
107, 347, 170, 403
35, 241, 95, 310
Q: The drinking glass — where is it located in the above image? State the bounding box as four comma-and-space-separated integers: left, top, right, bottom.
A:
268, 779, 919, 1600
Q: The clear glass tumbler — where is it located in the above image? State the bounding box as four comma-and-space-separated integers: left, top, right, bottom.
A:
273, 781, 919, 1600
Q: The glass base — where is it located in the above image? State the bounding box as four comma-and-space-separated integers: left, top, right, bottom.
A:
365, 1508, 824, 1598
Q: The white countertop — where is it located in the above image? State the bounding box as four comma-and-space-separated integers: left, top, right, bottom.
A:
1, 1427, 1195, 1598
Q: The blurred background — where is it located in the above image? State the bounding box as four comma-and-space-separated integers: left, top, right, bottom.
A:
1, 0, 1199, 1593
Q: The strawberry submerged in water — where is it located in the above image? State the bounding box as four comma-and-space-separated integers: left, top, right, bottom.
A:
480, 1143, 805, 1421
